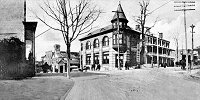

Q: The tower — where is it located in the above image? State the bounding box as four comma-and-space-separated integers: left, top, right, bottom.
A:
112, 3, 128, 53
111, 3, 128, 28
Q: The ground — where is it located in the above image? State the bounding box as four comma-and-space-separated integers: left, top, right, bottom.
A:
65, 67, 200, 100
0, 75, 74, 100
0, 67, 200, 100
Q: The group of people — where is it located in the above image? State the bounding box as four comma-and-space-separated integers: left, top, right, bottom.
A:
91, 63, 101, 71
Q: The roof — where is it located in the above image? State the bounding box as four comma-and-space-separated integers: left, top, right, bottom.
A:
79, 4, 140, 41
79, 25, 113, 41
79, 25, 140, 41
111, 3, 128, 23
58, 59, 68, 64
145, 34, 170, 43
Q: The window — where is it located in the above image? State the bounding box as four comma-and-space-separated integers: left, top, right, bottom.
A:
103, 36, 109, 46
150, 37, 153, 44
123, 35, 127, 44
162, 41, 165, 47
159, 39, 161, 46
86, 54, 91, 65
148, 37, 151, 43
103, 52, 109, 64
86, 41, 91, 50
153, 38, 157, 44
119, 34, 122, 44
81, 43, 83, 50
94, 39, 99, 48
113, 34, 117, 45
166, 42, 169, 48
113, 33, 125, 45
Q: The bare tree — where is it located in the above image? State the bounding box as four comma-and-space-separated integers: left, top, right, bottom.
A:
35, 0, 102, 78
134, 0, 158, 66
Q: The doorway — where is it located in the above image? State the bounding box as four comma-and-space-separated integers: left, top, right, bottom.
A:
115, 54, 124, 68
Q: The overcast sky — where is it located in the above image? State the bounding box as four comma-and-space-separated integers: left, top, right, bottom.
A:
26, 0, 200, 61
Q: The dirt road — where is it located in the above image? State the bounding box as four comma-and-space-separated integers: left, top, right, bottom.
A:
65, 68, 200, 100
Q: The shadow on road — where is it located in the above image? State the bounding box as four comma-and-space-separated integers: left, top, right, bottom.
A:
36, 72, 108, 78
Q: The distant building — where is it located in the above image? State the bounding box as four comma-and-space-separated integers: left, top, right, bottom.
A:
194, 46, 200, 61
41, 44, 80, 73
144, 33, 175, 67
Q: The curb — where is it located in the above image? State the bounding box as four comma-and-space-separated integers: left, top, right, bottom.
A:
190, 74, 200, 79
60, 79, 75, 100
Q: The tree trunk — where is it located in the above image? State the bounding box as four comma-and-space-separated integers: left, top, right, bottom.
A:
66, 43, 71, 78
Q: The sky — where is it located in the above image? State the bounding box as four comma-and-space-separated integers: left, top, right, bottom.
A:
25, 0, 200, 61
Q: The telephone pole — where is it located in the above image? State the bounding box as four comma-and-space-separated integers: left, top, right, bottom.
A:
190, 24, 195, 70
112, 10, 123, 70
157, 33, 159, 68
174, 1, 195, 72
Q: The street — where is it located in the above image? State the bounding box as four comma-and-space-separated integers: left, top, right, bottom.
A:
65, 68, 200, 100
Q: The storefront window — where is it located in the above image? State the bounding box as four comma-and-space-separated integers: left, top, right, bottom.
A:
86, 54, 91, 65
103, 52, 109, 64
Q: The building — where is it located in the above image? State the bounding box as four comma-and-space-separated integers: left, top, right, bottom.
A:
41, 44, 80, 73
144, 33, 175, 67
194, 46, 200, 60
79, 4, 175, 70
175, 49, 198, 64
79, 4, 141, 70
0, 0, 38, 79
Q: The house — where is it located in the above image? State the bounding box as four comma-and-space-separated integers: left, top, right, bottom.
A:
42, 44, 80, 73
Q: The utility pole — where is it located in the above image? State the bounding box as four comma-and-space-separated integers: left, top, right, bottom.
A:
190, 24, 195, 70
174, 1, 195, 72
112, 10, 123, 70
175, 38, 179, 67
157, 33, 159, 68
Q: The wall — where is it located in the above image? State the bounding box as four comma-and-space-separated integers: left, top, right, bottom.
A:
0, 0, 24, 40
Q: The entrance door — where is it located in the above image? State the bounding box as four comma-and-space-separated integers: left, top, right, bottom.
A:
115, 54, 123, 68
94, 53, 99, 64
60, 65, 63, 73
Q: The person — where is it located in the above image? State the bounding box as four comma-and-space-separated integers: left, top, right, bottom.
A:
96, 64, 100, 71
91, 64, 95, 71
125, 61, 129, 70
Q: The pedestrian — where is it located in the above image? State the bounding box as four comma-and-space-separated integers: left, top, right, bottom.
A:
125, 61, 129, 70
96, 64, 100, 71
91, 64, 95, 71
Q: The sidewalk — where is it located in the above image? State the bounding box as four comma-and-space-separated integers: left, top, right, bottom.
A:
0, 76, 74, 100
161, 66, 200, 78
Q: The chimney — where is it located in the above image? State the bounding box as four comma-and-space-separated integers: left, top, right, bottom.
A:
135, 25, 141, 31
54, 44, 60, 52
159, 33, 163, 39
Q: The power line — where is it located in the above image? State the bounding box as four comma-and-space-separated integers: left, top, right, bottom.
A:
174, 1, 195, 72
35, 28, 51, 38
150, 0, 173, 14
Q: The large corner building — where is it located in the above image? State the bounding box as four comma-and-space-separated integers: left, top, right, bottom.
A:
79, 4, 175, 70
